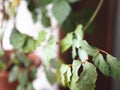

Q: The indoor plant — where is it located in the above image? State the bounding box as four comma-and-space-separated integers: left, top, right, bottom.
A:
0, 0, 119, 90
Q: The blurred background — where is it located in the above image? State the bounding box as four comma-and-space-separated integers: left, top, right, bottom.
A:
1, 0, 120, 90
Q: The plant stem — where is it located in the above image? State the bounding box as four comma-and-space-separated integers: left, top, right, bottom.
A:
83, 0, 104, 31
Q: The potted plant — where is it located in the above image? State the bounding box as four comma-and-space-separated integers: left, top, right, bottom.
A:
0, 39, 41, 90
0, 0, 119, 90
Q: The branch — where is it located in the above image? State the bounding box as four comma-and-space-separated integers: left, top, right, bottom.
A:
83, 0, 104, 31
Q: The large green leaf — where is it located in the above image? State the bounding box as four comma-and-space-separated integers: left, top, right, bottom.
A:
71, 62, 97, 90
9, 66, 19, 82
45, 69, 57, 85
36, 30, 46, 46
23, 37, 36, 53
18, 70, 28, 86
10, 28, 27, 49
60, 33, 73, 53
52, 0, 71, 25
93, 54, 109, 76
81, 40, 99, 57
107, 54, 120, 80
50, 59, 61, 69
60, 64, 72, 86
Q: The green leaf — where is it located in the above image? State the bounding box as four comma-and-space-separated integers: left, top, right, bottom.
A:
70, 62, 97, 90
107, 54, 120, 80
36, 30, 46, 46
93, 54, 109, 76
27, 0, 36, 12
18, 70, 28, 86
17, 85, 25, 90
50, 59, 60, 69
17, 52, 31, 67
67, 0, 79, 3
29, 67, 37, 80
81, 40, 99, 57
27, 83, 35, 90
23, 37, 36, 53
41, 15, 51, 27
60, 64, 72, 86
43, 36, 56, 63
9, 66, 19, 82
60, 33, 73, 53
78, 49, 88, 62
52, 0, 71, 25
74, 24, 83, 40
45, 69, 57, 85
10, 28, 27, 49
39, 0, 52, 7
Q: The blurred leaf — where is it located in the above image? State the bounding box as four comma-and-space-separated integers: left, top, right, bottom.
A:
41, 15, 51, 27
17, 52, 31, 67
29, 67, 37, 80
32, 11, 38, 23
107, 54, 120, 80
62, 12, 81, 33
93, 54, 109, 76
10, 28, 27, 49
36, 30, 46, 46
60, 33, 73, 53
52, 0, 71, 25
18, 70, 28, 86
17, 85, 25, 90
39, 0, 52, 7
27, 83, 35, 90
23, 37, 36, 53
9, 66, 19, 82
45, 69, 57, 85
50, 59, 60, 69
27, 0, 36, 12
43, 36, 56, 63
